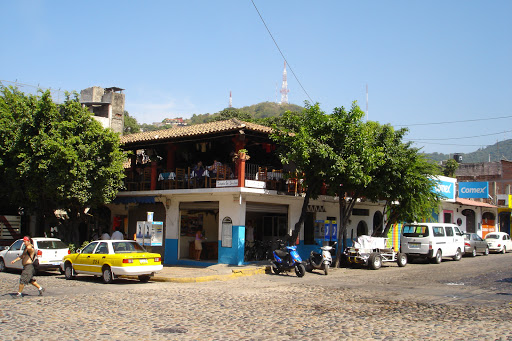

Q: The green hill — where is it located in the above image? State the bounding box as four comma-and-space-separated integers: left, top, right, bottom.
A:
424, 139, 512, 163
187, 102, 303, 125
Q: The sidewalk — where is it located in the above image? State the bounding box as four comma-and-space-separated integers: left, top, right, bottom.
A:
124, 262, 271, 283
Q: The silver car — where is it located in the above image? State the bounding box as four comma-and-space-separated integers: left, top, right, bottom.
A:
463, 233, 489, 257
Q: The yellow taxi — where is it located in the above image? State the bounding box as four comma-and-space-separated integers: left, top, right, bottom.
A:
62, 240, 163, 283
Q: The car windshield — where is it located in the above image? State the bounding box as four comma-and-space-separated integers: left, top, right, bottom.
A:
112, 241, 147, 253
486, 234, 499, 239
402, 225, 429, 237
36, 240, 68, 249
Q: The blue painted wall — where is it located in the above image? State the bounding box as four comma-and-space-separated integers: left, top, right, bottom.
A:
164, 238, 178, 264
218, 225, 245, 265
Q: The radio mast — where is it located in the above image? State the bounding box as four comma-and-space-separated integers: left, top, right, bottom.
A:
229, 91, 232, 108
280, 61, 289, 104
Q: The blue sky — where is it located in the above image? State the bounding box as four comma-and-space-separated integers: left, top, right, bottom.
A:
1, 1, 511, 155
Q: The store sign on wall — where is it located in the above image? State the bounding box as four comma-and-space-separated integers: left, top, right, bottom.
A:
433, 179, 455, 201
458, 182, 488, 199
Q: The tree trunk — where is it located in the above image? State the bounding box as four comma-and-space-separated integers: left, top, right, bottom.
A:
287, 187, 312, 246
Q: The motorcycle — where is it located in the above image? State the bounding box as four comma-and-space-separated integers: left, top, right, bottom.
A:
306, 242, 336, 275
270, 240, 305, 277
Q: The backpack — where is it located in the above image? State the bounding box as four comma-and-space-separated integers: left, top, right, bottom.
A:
30, 248, 39, 270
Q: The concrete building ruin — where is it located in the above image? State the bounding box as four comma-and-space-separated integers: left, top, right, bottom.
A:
80, 86, 125, 135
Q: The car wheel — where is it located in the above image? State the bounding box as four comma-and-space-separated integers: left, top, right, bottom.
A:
502, 246, 507, 254
0, 258, 5, 272
138, 275, 151, 283
471, 248, 477, 257
453, 248, 462, 261
431, 250, 442, 264
368, 253, 382, 270
64, 263, 75, 280
102, 266, 114, 284
484, 247, 489, 256
396, 252, 407, 267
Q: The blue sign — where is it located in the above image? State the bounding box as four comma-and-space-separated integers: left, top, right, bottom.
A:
459, 182, 488, 199
331, 222, 337, 240
434, 179, 455, 200
324, 221, 330, 240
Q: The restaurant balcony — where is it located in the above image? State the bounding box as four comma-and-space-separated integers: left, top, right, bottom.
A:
122, 162, 306, 196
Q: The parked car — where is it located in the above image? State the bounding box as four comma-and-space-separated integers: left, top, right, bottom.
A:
400, 223, 465, 264
463, 233, 489, 257
485, 232, 512, 254
62, 240, 163, 283
0, 237, 69, 273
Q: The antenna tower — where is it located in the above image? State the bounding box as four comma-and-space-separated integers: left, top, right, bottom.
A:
229, 91, 232, 108
280, 61, 289, 104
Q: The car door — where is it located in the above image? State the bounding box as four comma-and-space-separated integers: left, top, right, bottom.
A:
73, 242, 98, 273
3, 240, 24, 270
452, 226, 465, 255
89, 242, 110, 275
505, 234, 512, 252
444, 226, 456, 256
473, 234, 485, 252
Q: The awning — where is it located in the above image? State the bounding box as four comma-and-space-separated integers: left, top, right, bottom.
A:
113, 196, 156, 204
246, 202, 288, 214
455, 198, 496, 208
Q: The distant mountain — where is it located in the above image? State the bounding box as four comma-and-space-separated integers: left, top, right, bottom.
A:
424, 139, 512, 163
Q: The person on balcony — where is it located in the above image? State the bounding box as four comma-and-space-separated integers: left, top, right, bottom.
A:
192, 161, 206, 187
207, 159, 222, 177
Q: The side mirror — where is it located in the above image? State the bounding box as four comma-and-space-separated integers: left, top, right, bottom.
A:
0, 246, 7, 251
76, 249, 82, 254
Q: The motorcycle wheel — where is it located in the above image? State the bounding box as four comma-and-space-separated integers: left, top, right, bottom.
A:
295, 263, 306, 277
272, 266, 281, 275
323, 263, 329, 275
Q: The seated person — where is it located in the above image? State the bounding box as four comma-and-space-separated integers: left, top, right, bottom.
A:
207, 159, 222, 177
193, 161, 206, 187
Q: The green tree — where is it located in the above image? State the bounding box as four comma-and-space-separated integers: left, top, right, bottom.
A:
364, 122, 441, 237
211, 108, 253, 122
443, 159, 459, 177
272, 101, 442, 267
0, 86, 126, 242
270, 102, 336, 245
124, 110, 140, 134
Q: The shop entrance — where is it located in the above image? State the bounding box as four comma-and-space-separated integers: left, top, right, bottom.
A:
245, 202, 288, 262
178, 202, 219, 261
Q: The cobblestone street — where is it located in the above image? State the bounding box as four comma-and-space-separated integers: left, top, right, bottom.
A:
1, 253, 512, 340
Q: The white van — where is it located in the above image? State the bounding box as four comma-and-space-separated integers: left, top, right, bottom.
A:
400, 223, 465, 264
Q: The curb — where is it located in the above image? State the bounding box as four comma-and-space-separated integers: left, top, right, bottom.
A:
122, 266, 269, 283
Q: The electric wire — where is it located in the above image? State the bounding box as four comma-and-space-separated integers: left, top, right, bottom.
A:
407, 129, 512, 141
395, 114, 512, 127
250, 0, 313, 103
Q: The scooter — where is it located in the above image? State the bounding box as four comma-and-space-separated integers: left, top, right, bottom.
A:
306, 242, 336, 275
270, 240, 306, 277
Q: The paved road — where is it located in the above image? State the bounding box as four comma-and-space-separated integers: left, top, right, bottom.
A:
0, 252, 511, 340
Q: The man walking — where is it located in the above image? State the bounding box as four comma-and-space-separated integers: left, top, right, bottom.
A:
11, 236, 45, 297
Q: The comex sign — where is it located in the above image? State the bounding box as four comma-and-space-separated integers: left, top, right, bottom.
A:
458, 182, 488, 199
432, 176, 456, 202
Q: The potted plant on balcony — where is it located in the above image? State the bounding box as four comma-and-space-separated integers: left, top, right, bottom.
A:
233, 149, 250, 162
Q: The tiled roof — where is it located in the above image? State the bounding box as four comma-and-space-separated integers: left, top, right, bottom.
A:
120, 119, 274, 145
455, 198, 496, 208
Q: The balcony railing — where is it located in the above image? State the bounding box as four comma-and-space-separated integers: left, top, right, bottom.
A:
122, 162, 306, 195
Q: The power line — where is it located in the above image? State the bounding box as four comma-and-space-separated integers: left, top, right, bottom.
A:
395, 114, 512, 127
408, 129, 512, 141
250, 0, 313, 103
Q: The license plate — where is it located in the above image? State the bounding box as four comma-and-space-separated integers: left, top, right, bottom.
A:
139, 259, 148, 264
409, 243, 420, 249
